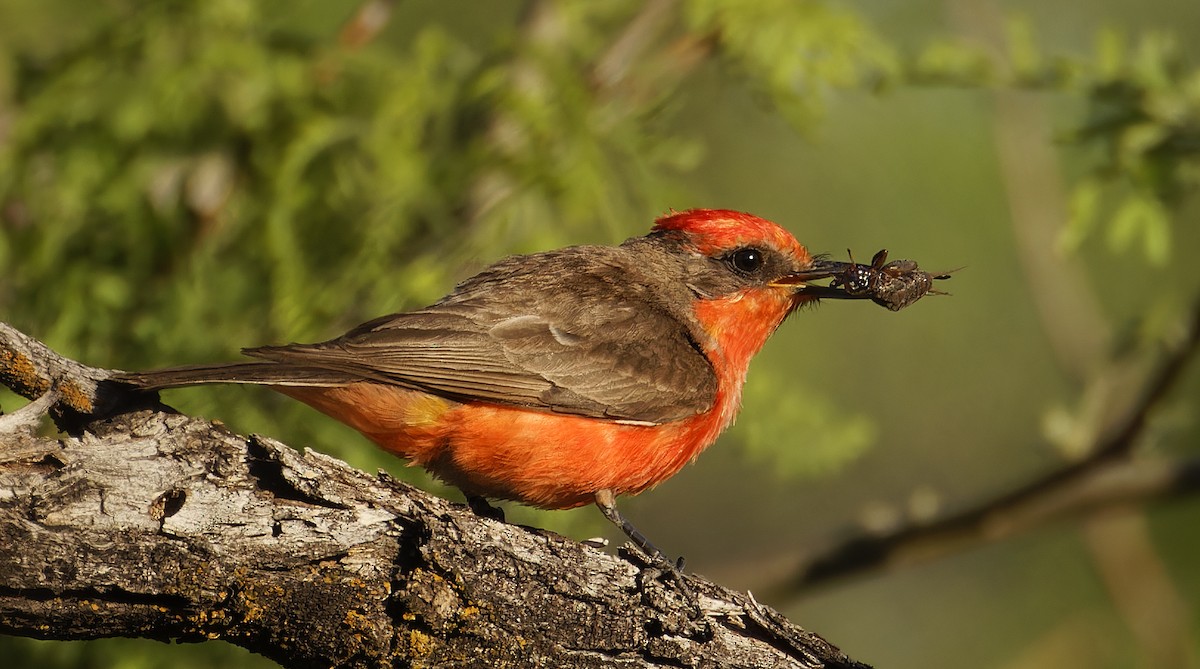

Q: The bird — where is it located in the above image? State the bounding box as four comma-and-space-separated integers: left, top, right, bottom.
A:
116, 208, 889, 561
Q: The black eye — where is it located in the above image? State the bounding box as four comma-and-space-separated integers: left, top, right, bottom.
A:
728, 247, 765, 274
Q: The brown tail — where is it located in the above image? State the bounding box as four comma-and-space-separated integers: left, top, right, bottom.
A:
114, 362, 360, 391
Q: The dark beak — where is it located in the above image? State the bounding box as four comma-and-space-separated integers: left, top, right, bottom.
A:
772, 258, 867, 300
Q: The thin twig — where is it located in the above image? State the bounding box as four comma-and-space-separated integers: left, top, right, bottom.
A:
591, 0, 679, 92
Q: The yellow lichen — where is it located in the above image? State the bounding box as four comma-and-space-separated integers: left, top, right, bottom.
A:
57, 379, 94, 413
344, 608, 372, 631
408, 630, 436, 658
0, 350, 50, 397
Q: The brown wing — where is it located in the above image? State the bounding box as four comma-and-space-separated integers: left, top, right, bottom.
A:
246, 248, 718, 424
247, 307, 715, 424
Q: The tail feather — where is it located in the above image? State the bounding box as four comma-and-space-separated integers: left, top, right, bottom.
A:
114, 362, 359, 391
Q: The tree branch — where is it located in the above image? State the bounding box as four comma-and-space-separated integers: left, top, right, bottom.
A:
0, 321, 869, 669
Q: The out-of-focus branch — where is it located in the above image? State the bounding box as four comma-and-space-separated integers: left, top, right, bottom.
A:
771, 296, 1200, 597
338, 0, 395, 49
591, 0, 680, 91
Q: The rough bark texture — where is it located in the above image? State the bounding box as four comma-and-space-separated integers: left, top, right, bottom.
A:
0, 322, 869, 668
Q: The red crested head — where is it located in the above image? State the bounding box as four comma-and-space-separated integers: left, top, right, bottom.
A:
652, 209, 809, 264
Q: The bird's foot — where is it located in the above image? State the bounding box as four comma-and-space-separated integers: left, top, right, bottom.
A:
465, 494, 506, 522
594, 489, 703, 619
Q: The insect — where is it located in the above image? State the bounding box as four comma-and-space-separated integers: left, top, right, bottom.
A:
800, 249, 952, 310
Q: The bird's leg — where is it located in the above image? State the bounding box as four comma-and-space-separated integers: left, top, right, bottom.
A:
466, 494, 506, 522
594, 489, 675, 564
595, 489, 701, 616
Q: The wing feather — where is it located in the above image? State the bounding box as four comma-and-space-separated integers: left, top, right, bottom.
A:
246, 245, 718, 423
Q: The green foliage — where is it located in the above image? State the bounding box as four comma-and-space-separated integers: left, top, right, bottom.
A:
1061, 31, 1200, 263
685, 0, 900, 127
465, 1, 702, 248
895, 17, 1200, 265
911, 37, 996, 85
1, 1, 461, 355
763, 10, 1200, 266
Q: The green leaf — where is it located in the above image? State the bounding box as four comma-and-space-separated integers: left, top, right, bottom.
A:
1059, 179, 1103, 253
1106, 192, 1171, 264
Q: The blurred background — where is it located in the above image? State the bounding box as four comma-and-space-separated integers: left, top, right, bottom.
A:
1, 0, 1198, 667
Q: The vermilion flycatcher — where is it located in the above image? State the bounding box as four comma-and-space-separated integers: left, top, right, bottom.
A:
118, 209, 935, 557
